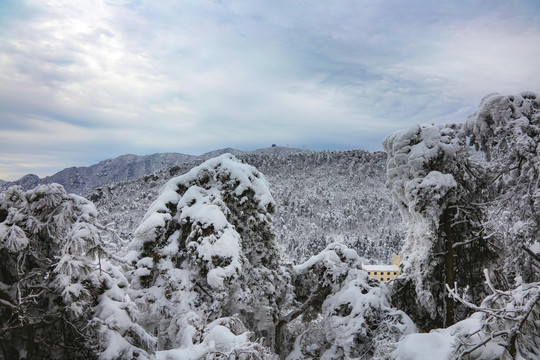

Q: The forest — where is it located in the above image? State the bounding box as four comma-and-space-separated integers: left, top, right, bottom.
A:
1, 92, 539, 359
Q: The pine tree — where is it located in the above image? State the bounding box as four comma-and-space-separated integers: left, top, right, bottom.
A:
0, 184, 155, 359
284, 243, 415, 359
126, 154, 291, 351
389, 92, 540, 358
384, 124, 495, 330
462, 91, 540, 285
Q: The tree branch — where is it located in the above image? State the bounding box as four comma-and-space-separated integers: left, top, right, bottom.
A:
522, 245, 540, 264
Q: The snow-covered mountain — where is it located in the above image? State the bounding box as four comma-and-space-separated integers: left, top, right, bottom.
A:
0, 152, 197, 194
3, 92, 539, 359
87, 149, 404, 263
0, 146, 312, 194
1, 147, 404, 263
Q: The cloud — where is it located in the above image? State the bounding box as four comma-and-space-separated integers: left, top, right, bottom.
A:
1, 0, 539, 180
412, 19, 540, 97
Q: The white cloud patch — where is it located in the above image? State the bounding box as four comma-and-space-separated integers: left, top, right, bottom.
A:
1, 0, 539, 180
393, 17, 540, 99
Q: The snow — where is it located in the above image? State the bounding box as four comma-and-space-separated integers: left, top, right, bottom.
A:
124, 153, 288, 352
164, 153, 275, 213
94, 293, 133, 331
1, 224, 29, 252
392, 314, 506, 360
178, 188, 229, 231
156, 321, 252, 360
179, 187, 243, 288
91, 149, 403, 266
0, 184, 156, 359
530, 240, 540, 255
160, 231, 180, 256
392, 332, 453, 360
128, 153, 275, 267
418, 171, 456, 192
134, 212, 172, 240
7, 116, 540, 359
295, 242, 360, 274
319, 267, 415, 358
99, 331, 133, 360
289, 243, 415, 359
294, 246, 344, 273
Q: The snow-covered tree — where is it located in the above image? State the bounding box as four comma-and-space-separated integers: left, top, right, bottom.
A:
0, 184, 155, 359
283, 243, 415, 359
157, 316, 278, 360
393, 268, 540, 360
461, 91, 540, 285
387, 91, 540, 356
126, 154, 292, 352
384, 124, 496, 330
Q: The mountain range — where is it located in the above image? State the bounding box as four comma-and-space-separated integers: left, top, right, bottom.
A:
0, 146, 313, 194
1, 146, 404, 263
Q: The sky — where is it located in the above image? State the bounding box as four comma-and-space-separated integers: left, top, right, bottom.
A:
1, 0, 540, 181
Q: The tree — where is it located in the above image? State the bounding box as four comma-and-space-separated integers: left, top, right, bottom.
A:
461, 91, 540, 285
126, 154, 292, 352
446, 270, 540, 359
384, 124, 496, 330
284, 243, 415, 359
393, 264, 540, 360
0, 184, 155, 359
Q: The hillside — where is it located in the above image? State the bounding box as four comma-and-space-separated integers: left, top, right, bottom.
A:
88, 149, 404, 263
3, 94, 539, 359
1, 146, 401, 262
0, 152, 197, 194
0, 146, 312, 194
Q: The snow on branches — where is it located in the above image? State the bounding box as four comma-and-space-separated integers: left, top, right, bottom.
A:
462, 91, 540, 284
387, 91, 540, 355
383, 124, 489, 329
126, 154, 291, 351
446, 270, 540, 359
287, 243, 415, 359
393, 271, 540, 360
0, 184, 155, 359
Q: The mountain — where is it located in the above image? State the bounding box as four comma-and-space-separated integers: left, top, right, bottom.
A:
1, 147, 404, 263
198, 147, 246, 159
0, 146, 311, 194
88, 149, 404, 263
3, 174, 41, 190
0, 152, 197, 194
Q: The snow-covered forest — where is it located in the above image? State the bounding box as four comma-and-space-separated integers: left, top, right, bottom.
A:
1, 92, 539, 359
86, 149, 403, 265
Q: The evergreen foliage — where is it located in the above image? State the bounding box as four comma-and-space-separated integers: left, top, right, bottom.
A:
126, 154, 292, 351
0, 184, 155, 359
89, 150, 404, 265
384, 124, 495, 330
462, 92, 540, 285
2, 91, 539, 359
286, 243, 415, 359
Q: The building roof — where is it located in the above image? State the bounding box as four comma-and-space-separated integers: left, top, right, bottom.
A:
362, 264, 399, 272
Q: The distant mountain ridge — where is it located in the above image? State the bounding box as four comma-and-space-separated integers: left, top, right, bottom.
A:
87, 149, 404, 264
1, 147, 404, 263
0, 146, 312, 194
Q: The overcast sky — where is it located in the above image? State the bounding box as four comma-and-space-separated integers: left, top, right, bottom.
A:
1, 0, 539, 180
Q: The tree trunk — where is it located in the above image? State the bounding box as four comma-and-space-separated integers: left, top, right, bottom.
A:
274, 284, 330, 357
26, 324, 35, 359
442, 209, 455, 326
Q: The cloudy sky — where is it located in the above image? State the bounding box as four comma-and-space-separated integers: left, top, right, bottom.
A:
1, 0, 539, 180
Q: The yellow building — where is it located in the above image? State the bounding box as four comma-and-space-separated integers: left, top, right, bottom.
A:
363, 254, 401, 282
